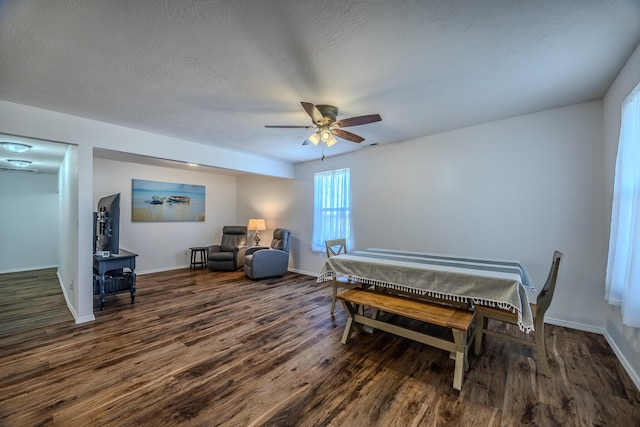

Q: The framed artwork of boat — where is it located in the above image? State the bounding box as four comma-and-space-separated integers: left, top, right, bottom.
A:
132, 179, 205, 222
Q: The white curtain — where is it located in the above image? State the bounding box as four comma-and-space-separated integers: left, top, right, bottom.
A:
311, 168, 351, 252
606, 82, 640, 328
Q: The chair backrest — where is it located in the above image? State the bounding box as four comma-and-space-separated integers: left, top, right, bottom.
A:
270, 228, 291, 253
325, 238, 347, 257
535, 250, 563, 317
220, 226, 247, 251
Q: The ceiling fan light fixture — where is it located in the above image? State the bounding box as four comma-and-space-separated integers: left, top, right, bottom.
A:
7, 159, 32, 168
265, 102, 381, 149
2, 142, 32, 153
319, 128, 333, 143
307, 132, 320, 146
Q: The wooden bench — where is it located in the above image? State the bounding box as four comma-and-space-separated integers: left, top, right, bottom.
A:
336, 288, 475, 391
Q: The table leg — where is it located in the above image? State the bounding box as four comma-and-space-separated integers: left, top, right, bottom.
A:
130, 270, 136, 304
98, 273, 106, 311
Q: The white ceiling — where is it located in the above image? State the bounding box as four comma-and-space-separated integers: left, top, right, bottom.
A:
1, 0, 640, 170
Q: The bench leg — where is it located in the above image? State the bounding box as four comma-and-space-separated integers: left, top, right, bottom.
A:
341, 317, 354, 344
341, 300, 365, 344
452, 330, 468, 391
453, 351, 465, 391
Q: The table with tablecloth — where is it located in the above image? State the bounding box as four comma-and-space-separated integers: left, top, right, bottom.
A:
318, 248, 536, 332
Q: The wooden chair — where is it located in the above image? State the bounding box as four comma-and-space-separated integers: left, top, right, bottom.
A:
473, 250, 563, 377
325, 238, 356, 314
325, 238, 347, 257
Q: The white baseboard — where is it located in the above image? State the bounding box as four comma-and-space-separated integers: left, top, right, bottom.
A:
289, 268, 318, 277
137, 264, 192, 275
139, 267, 317, 276
0, 264, 57, 275
603, 330, 640, 392
74, 314, 96, 324
56, 270, 95, 324
544, 316, 605, 335
541, 316, 639, 392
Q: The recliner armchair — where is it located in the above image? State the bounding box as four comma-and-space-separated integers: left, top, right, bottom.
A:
244, 228, 291, 279
207, 226, 247, 271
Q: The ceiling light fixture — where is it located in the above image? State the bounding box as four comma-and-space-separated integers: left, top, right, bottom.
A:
303, 126, 339, 148
319, 127, 337, 147
1, 142, 32, 153
7, 159, 32, 168
307, 132, 321, 146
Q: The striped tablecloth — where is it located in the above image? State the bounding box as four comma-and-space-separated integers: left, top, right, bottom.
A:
318, 248, 536, 332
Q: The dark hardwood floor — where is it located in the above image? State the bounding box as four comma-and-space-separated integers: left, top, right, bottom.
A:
1, 268, 639, 426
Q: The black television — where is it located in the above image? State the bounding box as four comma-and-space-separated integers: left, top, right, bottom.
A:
94, 193, 121, 256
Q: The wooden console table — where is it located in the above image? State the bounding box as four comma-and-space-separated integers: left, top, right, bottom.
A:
93, 249, 138, 311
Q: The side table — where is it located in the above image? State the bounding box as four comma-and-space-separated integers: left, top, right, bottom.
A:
93, 249, 138, 310
190, 247, 207, 270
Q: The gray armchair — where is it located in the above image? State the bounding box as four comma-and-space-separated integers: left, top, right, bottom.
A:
207, 226, 247, 271
244, 228, 291, 279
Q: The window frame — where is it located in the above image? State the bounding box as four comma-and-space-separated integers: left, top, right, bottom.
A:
311, 168, 352, 252
605, 81, 640, 328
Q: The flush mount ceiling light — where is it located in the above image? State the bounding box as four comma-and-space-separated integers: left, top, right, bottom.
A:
1, 142, 32, 153
7, 159, 32, 168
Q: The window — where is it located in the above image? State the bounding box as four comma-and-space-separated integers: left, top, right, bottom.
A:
312, 168, 351, 252
606, 82, 640, 328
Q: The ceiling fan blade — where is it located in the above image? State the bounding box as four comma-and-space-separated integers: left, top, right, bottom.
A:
301, 102, 324, 125
265, 125, 315, 129
334, 114, 381, 128
333, 128, 365, 143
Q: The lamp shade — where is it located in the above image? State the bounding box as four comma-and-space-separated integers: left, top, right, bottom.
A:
247, 218, 266, 231
307, 132, 320, 146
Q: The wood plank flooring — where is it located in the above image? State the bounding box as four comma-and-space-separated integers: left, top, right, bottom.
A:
1, 268, 639, 426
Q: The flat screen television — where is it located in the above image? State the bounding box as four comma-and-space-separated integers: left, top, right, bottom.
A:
94, 193, 121, 255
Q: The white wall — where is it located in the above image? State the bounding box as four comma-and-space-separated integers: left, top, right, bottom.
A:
236, 174, 296, 265
239, 101, 608, 331
58, 145, 79, 313
602, 42, 640, 389
0, 171, 59, 273
93, 157, 237, 273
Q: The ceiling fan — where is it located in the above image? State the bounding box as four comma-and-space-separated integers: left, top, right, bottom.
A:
265, 102, 381, 147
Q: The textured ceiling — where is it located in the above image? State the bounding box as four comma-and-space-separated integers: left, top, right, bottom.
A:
1, 0, 640, 166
